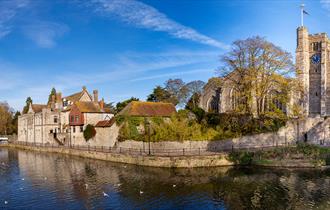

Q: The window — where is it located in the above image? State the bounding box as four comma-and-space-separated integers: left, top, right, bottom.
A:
316, 92, 318, 96
312, 42, 321, 51
73, 126, 76, 133
70, 116, 74, 123
54, 116, 58, 123
50, 129, 53, 134
80, 126, 84, 132
75, 115, 79, 122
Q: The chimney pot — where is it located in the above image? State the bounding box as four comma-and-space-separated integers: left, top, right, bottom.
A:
100, 98, 104, 109
93, 90, 98, 102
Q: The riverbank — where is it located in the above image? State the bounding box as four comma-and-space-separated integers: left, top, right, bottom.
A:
228, 143, 330, 168
0, 143, 233, 168
1, 143, 329, 168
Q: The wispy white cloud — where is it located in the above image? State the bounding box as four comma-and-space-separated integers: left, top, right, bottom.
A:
22, 21, 69, 48
86, 0, 229, 49
130, 68, 212, 82
321, 0, 330, 11
0, 0, 29, 38
1, 49, 218, 110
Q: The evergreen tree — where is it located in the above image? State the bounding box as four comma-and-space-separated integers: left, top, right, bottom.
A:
22, 97, 33, 114
147, 86, 172, 103
115, 97, 139, 113
47, 87, 56, 104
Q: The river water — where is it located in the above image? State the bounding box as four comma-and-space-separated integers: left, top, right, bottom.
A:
0, 148, 330, 210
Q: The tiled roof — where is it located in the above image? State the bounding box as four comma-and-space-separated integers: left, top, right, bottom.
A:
64, 89, 92, 102
74, 101, 103, 113
95, 118, 116, 127
31, 104, 47, 113
118, 101, 176, 117
103, 107, 113, 113
64, 91, 83, 102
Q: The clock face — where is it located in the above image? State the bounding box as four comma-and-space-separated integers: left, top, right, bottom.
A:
311, 54, 321, 64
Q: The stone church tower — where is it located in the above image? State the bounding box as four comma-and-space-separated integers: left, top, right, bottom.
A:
296, 26, 330, 117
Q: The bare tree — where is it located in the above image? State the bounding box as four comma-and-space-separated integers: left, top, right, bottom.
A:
217, 36, 294, 116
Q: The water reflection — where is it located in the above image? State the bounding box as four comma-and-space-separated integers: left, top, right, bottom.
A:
0, 148, 330, 210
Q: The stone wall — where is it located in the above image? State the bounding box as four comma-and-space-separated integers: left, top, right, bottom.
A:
117, 117, 324, 151
2, 144, 232, 168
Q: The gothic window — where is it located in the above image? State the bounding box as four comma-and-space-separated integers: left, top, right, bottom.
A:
208, 88, 221, 113
265, 90, 286, 113
230, 88, 241, 111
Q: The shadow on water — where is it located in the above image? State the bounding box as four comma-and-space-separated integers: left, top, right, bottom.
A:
0, 148, 330, 210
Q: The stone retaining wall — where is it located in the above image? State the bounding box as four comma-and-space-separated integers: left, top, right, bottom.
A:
118, 118, 320, 151
0, 144, 233, 168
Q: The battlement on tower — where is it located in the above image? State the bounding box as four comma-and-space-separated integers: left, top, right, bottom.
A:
296, 26, 330, 117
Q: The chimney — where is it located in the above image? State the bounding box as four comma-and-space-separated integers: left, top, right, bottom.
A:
56, 92, 62, 103
99, 98, 104, 109
93, 90, 98, 103
51, 94, 56, 110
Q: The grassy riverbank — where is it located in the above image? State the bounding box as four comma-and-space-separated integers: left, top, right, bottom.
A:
228, 143, 330, 168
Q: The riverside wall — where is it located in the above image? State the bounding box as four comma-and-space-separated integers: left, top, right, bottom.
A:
0, 144, 233, 168
117, 118, 323, 151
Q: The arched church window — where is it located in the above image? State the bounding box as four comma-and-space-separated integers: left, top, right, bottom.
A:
263, 90, 286, 113
230, 88, 241, 111
208, 88, 221, 113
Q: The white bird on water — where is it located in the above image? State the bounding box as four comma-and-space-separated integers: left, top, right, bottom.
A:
139, 190, 144, 195
103, 192, 109, 197
21, 178, 24, 181
173, 184, 176, 188
4, 201, 8, 205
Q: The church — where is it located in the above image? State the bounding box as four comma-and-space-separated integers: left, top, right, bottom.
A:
199, 25, 330, 119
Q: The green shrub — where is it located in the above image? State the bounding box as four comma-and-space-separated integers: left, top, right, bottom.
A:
83, 124, 96, 141
228, 151, 254, 165
117, 111, 287, 142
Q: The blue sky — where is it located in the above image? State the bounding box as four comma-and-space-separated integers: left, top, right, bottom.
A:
1, 0, 330, 111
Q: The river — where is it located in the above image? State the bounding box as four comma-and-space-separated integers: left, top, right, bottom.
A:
0, 148, 330, 210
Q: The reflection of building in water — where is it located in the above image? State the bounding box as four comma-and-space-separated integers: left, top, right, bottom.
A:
0, 149, 8, 160
6, 148, 330, 209
16, 149, 121, 207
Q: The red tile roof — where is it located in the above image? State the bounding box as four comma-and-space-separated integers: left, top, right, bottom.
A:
74, 101, 103, 113
95, 118, 116, 127
118, 101, 176, 117
31, 104, 47, 113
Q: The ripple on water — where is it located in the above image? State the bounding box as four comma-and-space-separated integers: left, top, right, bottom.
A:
1, 148, 330, 209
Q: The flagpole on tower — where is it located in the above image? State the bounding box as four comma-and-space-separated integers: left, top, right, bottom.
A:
300, 4, 304, 27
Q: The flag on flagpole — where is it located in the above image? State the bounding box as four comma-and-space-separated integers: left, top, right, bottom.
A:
303, 10, 309, 15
